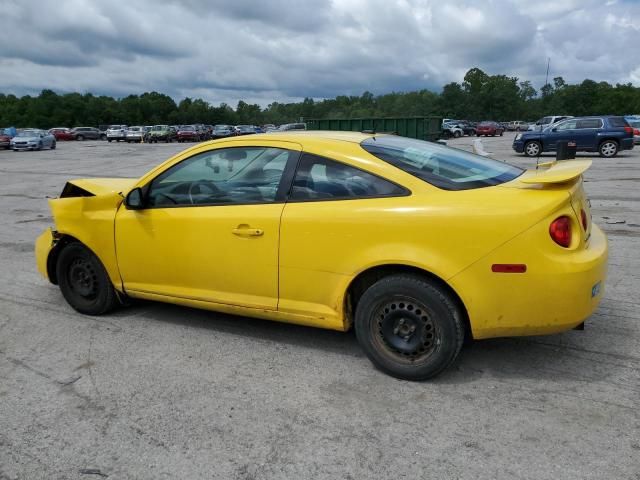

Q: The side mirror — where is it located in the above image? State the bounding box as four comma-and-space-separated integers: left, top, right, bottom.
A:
125, 188, 145, 210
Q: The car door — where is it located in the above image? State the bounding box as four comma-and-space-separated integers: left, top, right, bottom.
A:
574, 118, 603, 150
115, 142, 301, 309
545, 119, 578, 151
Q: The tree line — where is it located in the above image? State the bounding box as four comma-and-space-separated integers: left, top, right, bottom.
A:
1, 68, 639, 129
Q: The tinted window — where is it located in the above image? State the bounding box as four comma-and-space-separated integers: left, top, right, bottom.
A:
147, 147, 296, 207
576, 119, 603, 129
289, 153, 406, 201
361, 136, 522, 191
609, 117, 629, 127
555, 120, 577, 131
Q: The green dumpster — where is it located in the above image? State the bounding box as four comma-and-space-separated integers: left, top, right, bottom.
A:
306, 116, 442, 141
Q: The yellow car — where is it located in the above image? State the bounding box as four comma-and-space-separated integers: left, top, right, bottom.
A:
35, 132, 607, 380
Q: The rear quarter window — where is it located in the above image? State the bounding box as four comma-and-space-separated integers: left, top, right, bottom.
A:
608, 117, 629, 128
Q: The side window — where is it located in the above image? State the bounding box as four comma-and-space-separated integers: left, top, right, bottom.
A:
289, 153, 407, 201
147, 147, 296, 207
576, 119, 603, 129
555, 120, 577, 131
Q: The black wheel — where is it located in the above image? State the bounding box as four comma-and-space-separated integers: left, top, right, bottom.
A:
56, 243, 118, 315
77, 135, 85, 141
51, 141, 56, 150
599, 140, 618, 157
354, 274, 464, 381
500, 130, 504, 136
453, 130, 461, 138
36, 142, 43, 151
524, 140, 542, 157
100, 134, 107, 140
108, 139, 112, 143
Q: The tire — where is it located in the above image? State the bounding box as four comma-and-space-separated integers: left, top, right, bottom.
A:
500, 131, 504, 136
56, 243, 118, 315
453, 131, 461, 138
51, 141, 56, 150
100, 134, 107, 140
37, 142, 42, 151
516, 127, 520, 132
77, 135, 84, 141
108, 139, 112, 143
476, 133, 480, 137
599, 140, 618, 158
354, 274, 464, 381
524, 140, 542, 157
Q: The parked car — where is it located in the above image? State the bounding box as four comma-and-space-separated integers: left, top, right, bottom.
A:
513, 116, 635, 157
10, 129, 56, 151
48, 128, 75, 141
147, 125, 177, 143
627, 119, 640, 145
476, 121, 504, 136
125, 126, 145, 143
211, 125, 235, 139
507, 121, 529, 131
71, 127, 105, 141
35, 132, 607, 381
278, 123, 306, 131
235, 125, 258, 136
528, 116, 572, 131
453, 120, 476, 136
177, 125, 201, 142
0, 132, 11, 149
107, 125, 128, 142
442, 122, 464, 138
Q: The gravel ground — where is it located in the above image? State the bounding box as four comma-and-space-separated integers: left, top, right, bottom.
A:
0, 134, 638, 480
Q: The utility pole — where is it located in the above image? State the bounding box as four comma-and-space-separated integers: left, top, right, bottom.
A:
545, 57, 550, 87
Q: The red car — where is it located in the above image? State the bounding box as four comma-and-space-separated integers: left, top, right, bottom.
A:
177, 125, 201, 142
48, 128, 75, 141
476, 121, 504, 137
0, 133, 10, 149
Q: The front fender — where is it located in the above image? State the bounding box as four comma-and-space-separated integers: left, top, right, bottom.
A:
47, 192, 124, 290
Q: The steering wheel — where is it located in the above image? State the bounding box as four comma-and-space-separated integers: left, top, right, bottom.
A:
188, 179, 220, 204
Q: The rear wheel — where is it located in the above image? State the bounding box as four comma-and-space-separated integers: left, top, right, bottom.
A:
51, 141, 56, 150
77, 135, 84, 141
599, 140, 618, 157
56, 243, 118, 315
355, 274, 464, 381
524, 140, 542, 157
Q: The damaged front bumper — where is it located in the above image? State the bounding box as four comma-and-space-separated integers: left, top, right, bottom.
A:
35, 227, 57, 282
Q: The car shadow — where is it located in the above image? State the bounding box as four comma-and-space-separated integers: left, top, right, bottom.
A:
112, 301, 615, 383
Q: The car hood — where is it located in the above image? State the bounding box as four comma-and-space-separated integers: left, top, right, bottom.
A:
12, 136, 41, 142
62, 178, 138, 197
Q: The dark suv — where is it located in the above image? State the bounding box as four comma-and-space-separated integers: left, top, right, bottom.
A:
70, 127, 105, 140
513, 116, 635, 157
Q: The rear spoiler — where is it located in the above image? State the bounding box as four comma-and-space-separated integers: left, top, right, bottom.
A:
519, 160, 592, 185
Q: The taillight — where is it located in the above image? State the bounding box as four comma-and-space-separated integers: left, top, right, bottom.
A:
634, 128, 640, 135
550, 216, 572, 247
580, 209, 588, 230
624, 126, 633, 134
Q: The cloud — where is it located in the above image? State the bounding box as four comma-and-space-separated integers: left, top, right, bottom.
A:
0, 0, 638, 106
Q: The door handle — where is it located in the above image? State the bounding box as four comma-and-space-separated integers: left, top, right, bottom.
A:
232, 226, 264, 237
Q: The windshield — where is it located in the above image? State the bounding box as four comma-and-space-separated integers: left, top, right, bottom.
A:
152, 125, 167, 131
361, 136, 523, 191
214, 125, 230, 131
17, 130, 40, 137
181, 126, 195, 131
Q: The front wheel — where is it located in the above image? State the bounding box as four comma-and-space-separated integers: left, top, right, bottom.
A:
355, 274, 464, 381
51, 141, 56, 150
77, 135, 84, 141
56, 243, 118, 315
524, 140, 542, 157
599, 140, 618, 157
453, 130, 461, 138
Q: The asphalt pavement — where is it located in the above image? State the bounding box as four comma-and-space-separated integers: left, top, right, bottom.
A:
0, 134, 638, 479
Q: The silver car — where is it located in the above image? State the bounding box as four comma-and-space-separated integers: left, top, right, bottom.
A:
125, 126, 145, 143
106, 125, 128, 142
10, 129, 56, 151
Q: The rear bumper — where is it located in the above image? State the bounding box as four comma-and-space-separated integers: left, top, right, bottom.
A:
621, 138, 634, 150
449, 224, 608, 340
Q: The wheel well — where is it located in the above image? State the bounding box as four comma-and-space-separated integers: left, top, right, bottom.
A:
599, 138, 618, 146
345, 265, 472, 341
46, 234, 80, 285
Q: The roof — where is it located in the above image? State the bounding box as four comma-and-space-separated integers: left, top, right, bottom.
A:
252, 130, 377, 143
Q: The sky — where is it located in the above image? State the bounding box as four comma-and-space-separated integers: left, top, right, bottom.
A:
0, 0, 639, 106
